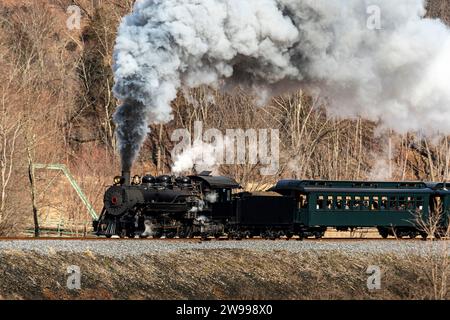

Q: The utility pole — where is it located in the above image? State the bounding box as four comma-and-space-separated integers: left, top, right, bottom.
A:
26, 138, 39, 238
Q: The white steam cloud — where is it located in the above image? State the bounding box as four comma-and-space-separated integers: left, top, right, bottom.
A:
113, 0, 450, 170
171, 140, 222, 174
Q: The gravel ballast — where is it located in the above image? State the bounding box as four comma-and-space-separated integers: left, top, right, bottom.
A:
0, 239, 448, 257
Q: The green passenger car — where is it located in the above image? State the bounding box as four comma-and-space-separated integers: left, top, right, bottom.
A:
271, 180, 450, 239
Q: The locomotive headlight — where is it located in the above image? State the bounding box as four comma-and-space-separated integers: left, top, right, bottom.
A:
114, 176, 123, 185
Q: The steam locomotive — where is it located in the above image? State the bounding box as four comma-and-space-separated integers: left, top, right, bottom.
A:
94, 172, 450, 239
94, 171, 241, 239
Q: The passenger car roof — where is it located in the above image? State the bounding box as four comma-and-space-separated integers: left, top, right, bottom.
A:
271, 179, 428, 189
269, 179, 434, 194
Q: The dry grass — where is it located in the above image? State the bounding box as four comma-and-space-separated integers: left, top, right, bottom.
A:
0, 249, 448, 300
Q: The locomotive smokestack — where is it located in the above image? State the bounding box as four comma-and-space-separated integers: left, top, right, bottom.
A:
122, 170, 131, 186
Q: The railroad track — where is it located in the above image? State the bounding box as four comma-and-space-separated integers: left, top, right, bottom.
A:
0, 236, 429, 242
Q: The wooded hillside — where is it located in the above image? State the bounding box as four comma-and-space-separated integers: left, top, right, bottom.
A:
0, 0, 449, 235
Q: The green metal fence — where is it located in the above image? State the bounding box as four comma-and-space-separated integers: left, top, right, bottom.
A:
27, 163, 99, 237
33, 163, 99, 221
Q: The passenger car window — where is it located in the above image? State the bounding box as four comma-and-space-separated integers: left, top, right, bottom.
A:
327, 196, 333, 209
317, 195, 324, 209
381, 196, 388, 210
298, 194, 308, 209
353, 196, 361, 209
336, 196, 343, 209
345, 196, 351, 210
407, 196, 415, 210
371, 196, 379, 210
416, 196, 424, 212
363, 196, 370, 209
398, 197, 406, 210
389, 197, 398, 210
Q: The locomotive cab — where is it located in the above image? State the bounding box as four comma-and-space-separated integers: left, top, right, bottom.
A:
189, 172, 240, 219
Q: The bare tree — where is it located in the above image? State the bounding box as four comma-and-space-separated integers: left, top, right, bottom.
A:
412, 201, 450, 299
0, 70, 24, 233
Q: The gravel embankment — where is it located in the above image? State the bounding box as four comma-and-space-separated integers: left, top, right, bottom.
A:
0, 239, 448, 257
